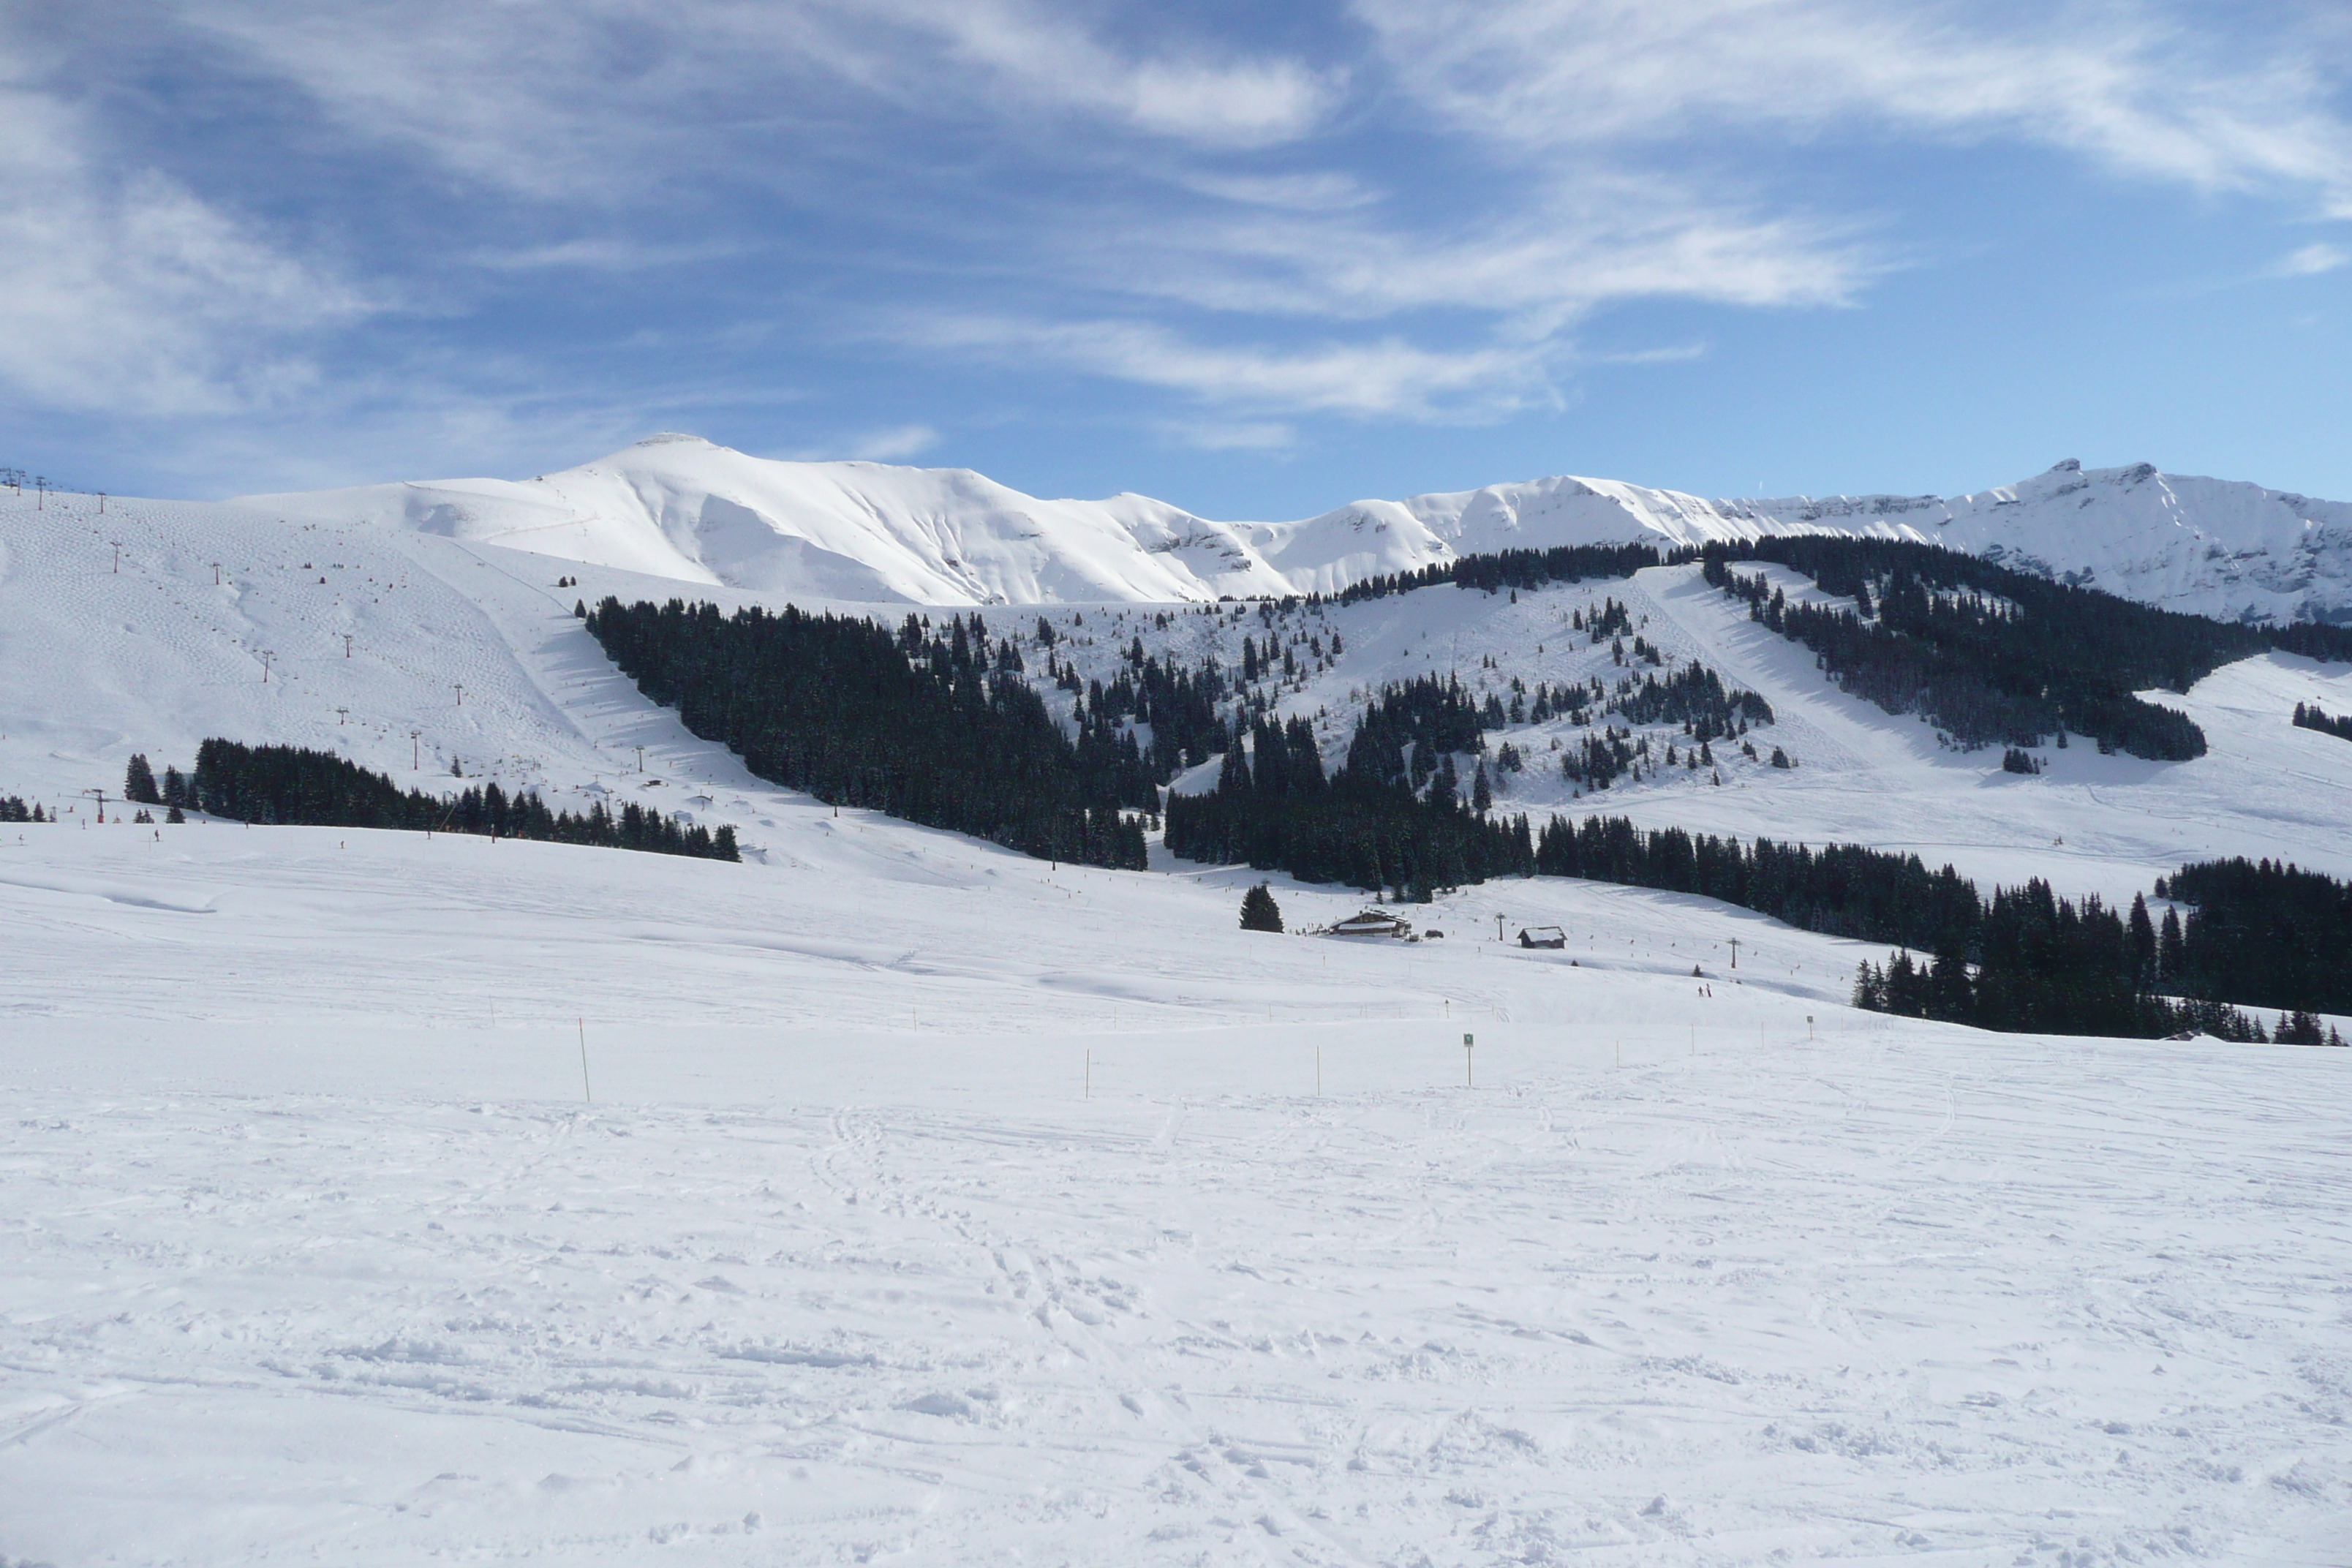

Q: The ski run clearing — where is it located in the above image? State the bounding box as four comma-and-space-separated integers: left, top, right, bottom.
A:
4, 483, 2351, 1566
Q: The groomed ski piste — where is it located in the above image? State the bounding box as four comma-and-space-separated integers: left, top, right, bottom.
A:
4, 477, 2351, 1565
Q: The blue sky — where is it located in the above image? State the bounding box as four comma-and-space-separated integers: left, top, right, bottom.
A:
6, 0, 2349, 516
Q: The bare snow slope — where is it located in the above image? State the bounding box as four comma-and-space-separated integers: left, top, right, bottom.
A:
246, 433, 1292, 605
7, 818, 2352, 1567
232, 437, 2352, 621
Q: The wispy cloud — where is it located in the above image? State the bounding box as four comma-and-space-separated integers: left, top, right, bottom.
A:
0, 48, 371, 419
907, 314, 1556, 421
2273, 242, 2349, 277
777, 424, 943, 462
10, 0, 2352, 488
469, 238, 750, 272
1155, 418, 1298, 452
1353, 0, 2352, 213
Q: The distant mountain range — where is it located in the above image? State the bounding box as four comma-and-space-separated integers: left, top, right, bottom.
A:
242, 434, 2352, 621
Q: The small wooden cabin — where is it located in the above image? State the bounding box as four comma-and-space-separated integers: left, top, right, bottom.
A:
1518, 925, 1566, 949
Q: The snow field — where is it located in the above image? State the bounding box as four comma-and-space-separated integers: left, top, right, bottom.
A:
5, 821, 2352, 1564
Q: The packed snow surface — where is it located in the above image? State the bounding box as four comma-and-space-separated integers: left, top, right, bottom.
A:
4, 485, 2352, 1564
231, 437, 2352, 623
7, 824, 2352, 1566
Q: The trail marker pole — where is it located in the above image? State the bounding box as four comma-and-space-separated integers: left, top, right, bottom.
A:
1808, 1015, 1815, 1040
577, 1018, 592, 1104
1085, 1049, 1091, 1100
1463, 1032, 1474, 1087
1730, 938, 1739, 969
411, 731, 421, 770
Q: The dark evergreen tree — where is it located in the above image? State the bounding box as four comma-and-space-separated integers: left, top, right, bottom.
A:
124, 753, 159, 804
1239, 882, 1284, 932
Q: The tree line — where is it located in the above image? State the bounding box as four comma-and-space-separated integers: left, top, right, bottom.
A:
2293, 701, 2352, 742
585, 598, 1146, 870
1319, 542, 1669, 606
2155, 859, 2352, 1017
124, 741, 737, 860
1701, 538, 2352, 761
1529, 813, 2318, 1041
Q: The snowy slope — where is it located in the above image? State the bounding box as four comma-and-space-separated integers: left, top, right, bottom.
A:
12, 480, 2352, 909
7, 479, 2352, 1564
246, 433, 1292, 606
226, 438, 2352, 622
7, 821, 2352, 1567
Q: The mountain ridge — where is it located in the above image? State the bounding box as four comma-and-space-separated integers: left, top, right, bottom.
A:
233, 435, 2352, 621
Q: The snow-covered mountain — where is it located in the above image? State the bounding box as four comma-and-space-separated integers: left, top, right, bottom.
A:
241, 436, 2352, 622
8, 471, 2352, 1567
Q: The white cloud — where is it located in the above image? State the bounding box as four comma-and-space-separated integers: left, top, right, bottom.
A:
1352, 0, 2352, 211
907, 315, 1553, 421
470, 238, 748, 271
781, 423, 943, 462
1155, 418, 1298, 451
15, 0, 2352, 465
161, 0, 1333, 204
2274, 242, 2349, 276
0, 62, 369, 418
847, 423, 941, 461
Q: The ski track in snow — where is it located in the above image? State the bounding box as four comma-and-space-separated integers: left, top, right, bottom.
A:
4, 489, 2352, 1563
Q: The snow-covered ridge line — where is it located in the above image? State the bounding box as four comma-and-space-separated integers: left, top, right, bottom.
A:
220, 437, 2352, 622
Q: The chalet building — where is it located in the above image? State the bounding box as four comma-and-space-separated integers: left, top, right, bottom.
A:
1518, 926, 1566, 949
1330, 908, 1414, 939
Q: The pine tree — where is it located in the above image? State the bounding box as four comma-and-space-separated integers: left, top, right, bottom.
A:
1471, 759, 1491, 813
2127, 894, 2156, 990
1240, 882, 1284, 932
124, 753, 159, 804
